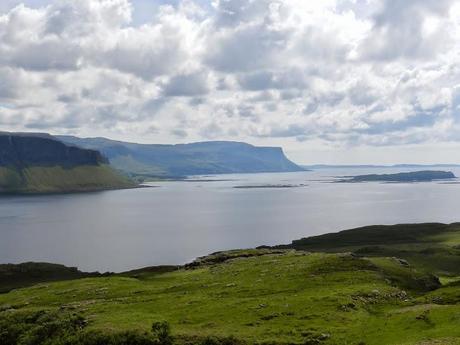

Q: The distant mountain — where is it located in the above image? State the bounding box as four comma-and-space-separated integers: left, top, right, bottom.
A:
57, 136, 305, 178
0, 132, 134, 193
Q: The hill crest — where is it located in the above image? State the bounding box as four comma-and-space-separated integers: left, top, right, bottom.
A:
57, 135, 305, 177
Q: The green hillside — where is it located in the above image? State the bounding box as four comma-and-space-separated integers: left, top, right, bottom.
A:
1, 223, 460, 345
282, 223, 460, 277
0, 165, 134, 194
0, 132, 135, 193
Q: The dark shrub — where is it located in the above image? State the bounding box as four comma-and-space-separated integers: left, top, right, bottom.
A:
199, 336, 245, 345
151, 321, 172, 345
0, 310, 170, 345
59, 330, 158, 345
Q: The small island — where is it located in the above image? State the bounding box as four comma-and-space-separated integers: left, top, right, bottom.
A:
337, 170, 456, 183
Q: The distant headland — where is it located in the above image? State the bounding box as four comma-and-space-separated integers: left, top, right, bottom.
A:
336, 170, 456, 183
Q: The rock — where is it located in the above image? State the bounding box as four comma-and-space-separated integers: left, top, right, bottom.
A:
393, 257, 410, 266
319, 333, 331, 340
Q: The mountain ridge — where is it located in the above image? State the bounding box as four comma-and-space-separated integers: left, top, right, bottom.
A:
57, 135, 305, 177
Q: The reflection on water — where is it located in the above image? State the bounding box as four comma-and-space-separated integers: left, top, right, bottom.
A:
1, 167, 460, 272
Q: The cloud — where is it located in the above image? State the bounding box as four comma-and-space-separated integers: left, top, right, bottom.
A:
359, 0, 455, 60
162, 71, 210, 96
170, 128, 188, 138
238, 69, 309, 91
0, 0, 459, 163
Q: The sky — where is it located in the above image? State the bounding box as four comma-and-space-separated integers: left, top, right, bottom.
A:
0, 0, 460, 164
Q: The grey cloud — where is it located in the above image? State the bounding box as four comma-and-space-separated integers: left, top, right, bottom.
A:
206, 22, 289, 72
8, 40, 81, 71
360, 0, 455, 60
248, 91, 276, 103
102, 35, 189, 80
360, 112, 439, 135
322, 92, 345, 107
348, 82, 379, 106
0, 68, 19, 99
255, 124, 309, 139
0, 1, 191, 78
452, 88, 460, 119
263, 102, 278, 112
0, 5, 82, 71
199, 122, 224, 138
281, 89, 302, 100
189, 97, 206, 106
237, 104, 256, 118
303, 99, 319, 115
45, 4, 78, 35
57, 93, 79, 104
141, 98, 169, 116
374, 0, 452, 27
238, 69, 309, 91
238, 71, 273, 91
171, 128, 188, 138
213, 0, 272, 27
163, 72, 210, 97
294, 27, 350, 62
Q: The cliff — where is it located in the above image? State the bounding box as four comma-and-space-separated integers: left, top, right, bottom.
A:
0, 132, 134, 193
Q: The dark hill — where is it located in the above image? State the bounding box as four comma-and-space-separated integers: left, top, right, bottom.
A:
0, 262, 102, 293
57, 136, 305, 178
0, 132, 134, 194
0, 132, 107, 168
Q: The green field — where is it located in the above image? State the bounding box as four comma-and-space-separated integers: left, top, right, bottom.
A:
1, 224, 460, 345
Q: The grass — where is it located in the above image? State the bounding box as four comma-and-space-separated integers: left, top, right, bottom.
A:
1, 251, 460, 344
2, 224, 460, 344
283, 223, 460, 276
0, 165, 135, 194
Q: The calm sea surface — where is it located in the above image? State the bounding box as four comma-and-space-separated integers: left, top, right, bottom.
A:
2, 167, 460, 272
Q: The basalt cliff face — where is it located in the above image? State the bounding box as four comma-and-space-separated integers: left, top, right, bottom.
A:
0, 133, 107, 168
0, 132, 134, 194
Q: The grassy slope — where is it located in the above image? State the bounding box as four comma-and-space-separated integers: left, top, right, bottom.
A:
2, 224, 460, 344
0, 165, 135, 193
1, 253, 459, 344
283, 223, 460, 277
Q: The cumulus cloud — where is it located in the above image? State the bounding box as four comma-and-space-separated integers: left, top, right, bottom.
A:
359, 0, 455, 60
0, 0, 459, 163
162, 71, 210, 96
